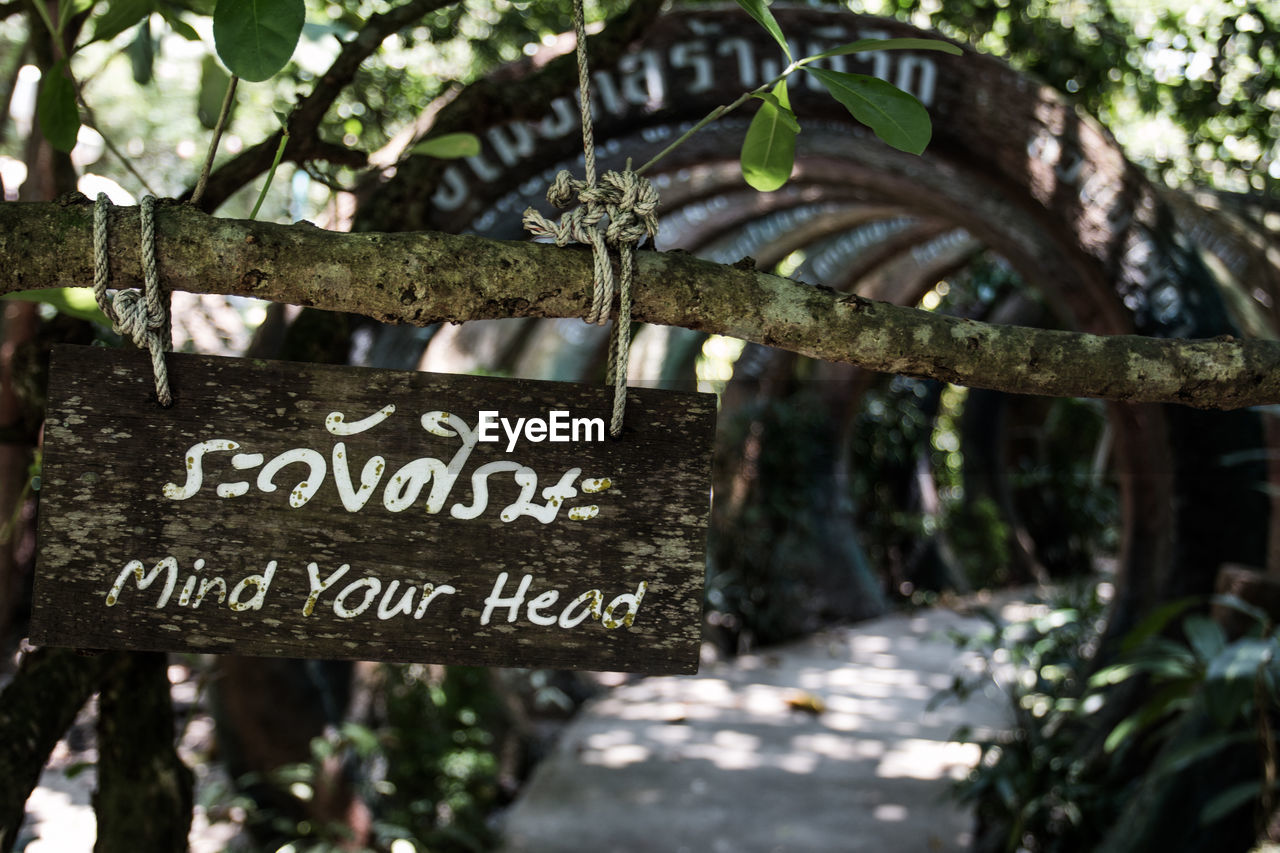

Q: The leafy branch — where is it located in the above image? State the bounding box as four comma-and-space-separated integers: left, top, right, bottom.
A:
635, 1, 962, 190
408, 0, 960, 195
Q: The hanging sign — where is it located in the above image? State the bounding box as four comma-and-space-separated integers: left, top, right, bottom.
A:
30, 346, 714, 674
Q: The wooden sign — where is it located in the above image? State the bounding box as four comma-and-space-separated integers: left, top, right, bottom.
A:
30, 346, 714, 674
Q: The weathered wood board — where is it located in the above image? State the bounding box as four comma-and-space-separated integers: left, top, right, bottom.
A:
30, 346, 714, 674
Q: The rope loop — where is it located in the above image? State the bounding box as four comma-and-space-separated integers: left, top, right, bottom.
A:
518, 0, 660, 436
93, 193, 173, 406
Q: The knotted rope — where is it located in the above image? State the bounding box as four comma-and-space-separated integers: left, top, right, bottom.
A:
93, 193, 173, 406
521, 0, 659, 437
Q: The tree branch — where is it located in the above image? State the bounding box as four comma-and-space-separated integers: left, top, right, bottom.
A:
2, 200, 1277, 410
186, 0, 455, 211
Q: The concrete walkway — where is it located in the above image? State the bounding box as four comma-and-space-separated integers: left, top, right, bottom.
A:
499, 599, 1026, 853
17, 598, 1025, 851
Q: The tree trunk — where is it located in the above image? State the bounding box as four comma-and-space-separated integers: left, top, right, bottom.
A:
94, 652, 192, 853
0, 648, 115, 853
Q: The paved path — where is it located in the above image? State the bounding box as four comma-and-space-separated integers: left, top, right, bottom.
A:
18, 599, 1024, 852
499, 600, 1025, 853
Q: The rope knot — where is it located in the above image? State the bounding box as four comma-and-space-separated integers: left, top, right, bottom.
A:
519, 0, 660, 437
93, 193, 173, 406
521, 169, 659, 256
544, 169, 579, 209
111, 289, 157, 344
598, 169, 659, 246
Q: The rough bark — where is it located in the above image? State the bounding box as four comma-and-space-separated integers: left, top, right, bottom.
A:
93, 652, 192, 853
2, 200, 1277, 410
0, 647, 116, 853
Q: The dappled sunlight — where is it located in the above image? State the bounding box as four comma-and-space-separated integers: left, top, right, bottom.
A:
24, 784, 94, 853
582, 740, 652, 769
791, 732, 886, 762
505, 603, 1014, 852
872, 803, 909, 822
877, 738, 983, 781
570, 609, 1015, 778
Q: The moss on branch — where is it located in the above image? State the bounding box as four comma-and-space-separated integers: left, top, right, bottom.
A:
1, 199, 1277, 410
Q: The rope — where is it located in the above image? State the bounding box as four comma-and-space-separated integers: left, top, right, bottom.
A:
94, 193, 173, 406
521, 0, 660, 437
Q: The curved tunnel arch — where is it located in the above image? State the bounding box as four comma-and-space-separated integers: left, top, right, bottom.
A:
364, 5, 1270, 637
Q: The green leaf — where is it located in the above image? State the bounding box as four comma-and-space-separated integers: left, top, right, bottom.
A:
339, 721, 380, 756
733, 0, 789, 59
169, 0, 214, 13
1120, 596, 1199, 653
1200, 781, 1264, 826
808, 67, 931, 155
3, 288, 111, 326
129, 18, 155, 85
1206, 637, 1274, 686
1205, 637, 1274, 724
1153, 731, 1256, 779
62, 761, 95, 780
741, 79, 797, 192
57, 0, 96, 35
36, 61, 80, 153
749, 92, 799, 131
92, 0, 152, 44
1210, 593, 1270, 631
810, 37, 963, 61
212, 0, 305, 82
410, 132, 482, 159
1183, 614, 1227, 663
1101, 679, 1192, 755
197, 54, 233, 129
160, 8, 201, 41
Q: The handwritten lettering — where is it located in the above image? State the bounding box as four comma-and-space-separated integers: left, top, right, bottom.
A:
101, 557, 647, 631
480, 571, 647, 629
163, 410, 611, 524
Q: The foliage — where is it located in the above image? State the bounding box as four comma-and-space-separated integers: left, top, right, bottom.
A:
213, 664, 505, 853
707, 389, 836, 646
409, 132, 481, 160
740, 80, 796, 192
944, 584, 1121, 852
849, 376, 940, 591
373, 665, 505, 853
212, 0, 306, 82
848, 257, 1119, 594
725, 2, 960, 189
35, 61, 78, 152
868, 0, 1280, 197
947, 584, 1280, 852
2, 288, 111, 327
1091, 595, 1280, 828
